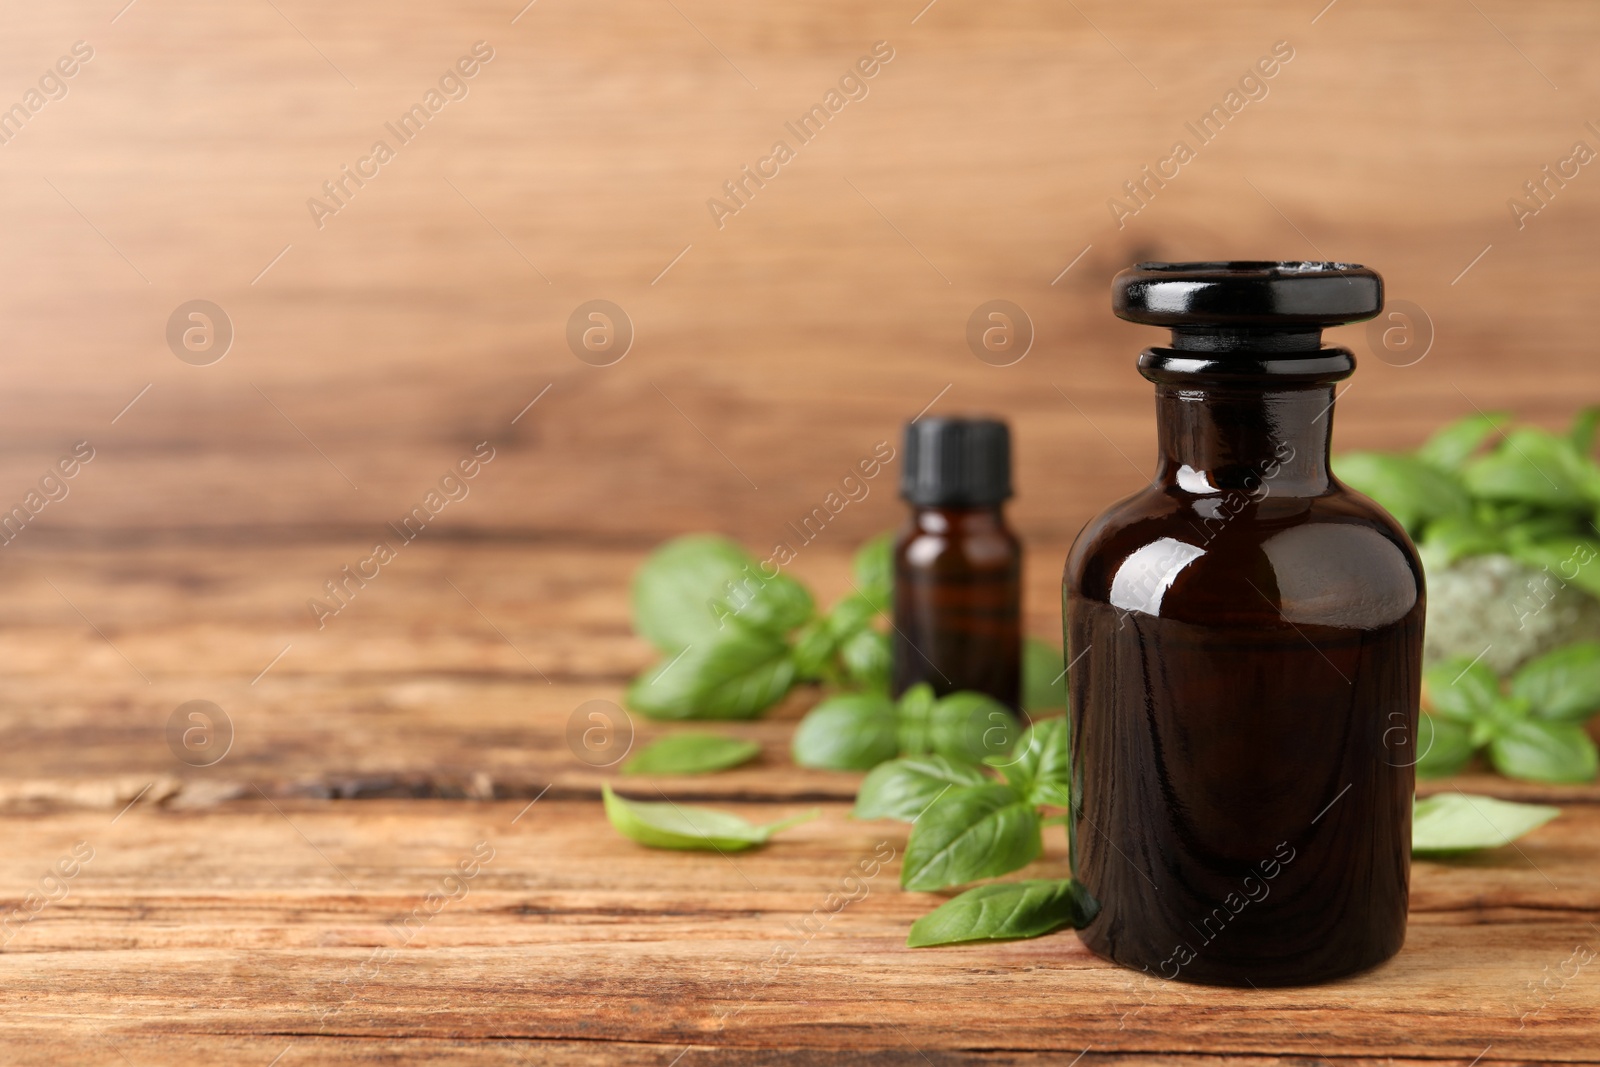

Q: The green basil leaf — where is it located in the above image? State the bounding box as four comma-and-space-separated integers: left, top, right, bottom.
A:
1424, 657, 1500, 723
897, 683, 938, 755
901, 783, 1041, 891
622, 733, 762, 776
1417, 514, 1503, 570
1488, 719, 1599, 783
626, 634, 796, 721
992, 716, 1070, 805
826, 593, 880, 638
1416, 411, 1508, 472
791, 692, 898, 770
907, 879, 1097, 948
1510, 641, 1600, 722
1461, 428, 1600, 510
1412, 793, 1559, 855
853, 532, 894, 604
931, 691, 1021, 766
854, 754, 990, 821
1335, 451, 1470, 533
839, 627, 891, 691
1414, 714, 1477, 779
1022, 638, 1068, 713
1570, 406, 1600, 455
1505, 538, 1600, 599
789, 618, 840, 682
631, 535, 813, 652
602, 783, 816, 851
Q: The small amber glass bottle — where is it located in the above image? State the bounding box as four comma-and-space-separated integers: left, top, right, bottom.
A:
893, 417, 1022, 711
1065, 263, 1424, 987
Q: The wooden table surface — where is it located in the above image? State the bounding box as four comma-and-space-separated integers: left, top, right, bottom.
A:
3, 0, 1600, 1062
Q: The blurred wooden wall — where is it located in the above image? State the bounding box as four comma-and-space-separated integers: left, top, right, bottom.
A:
0, 0, 1594, 554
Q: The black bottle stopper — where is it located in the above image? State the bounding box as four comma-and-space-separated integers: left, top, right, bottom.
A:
1112, 261, 1383, 374
900, 417, 1012, 508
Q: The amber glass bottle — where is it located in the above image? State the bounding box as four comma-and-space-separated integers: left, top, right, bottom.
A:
893, 417, 1022, 711
1065, 263, 1424, 987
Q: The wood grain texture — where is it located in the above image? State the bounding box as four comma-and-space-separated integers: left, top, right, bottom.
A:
0, 799, 1597, 1065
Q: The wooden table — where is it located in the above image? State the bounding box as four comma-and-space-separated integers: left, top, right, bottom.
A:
4, 0, 1600, 1061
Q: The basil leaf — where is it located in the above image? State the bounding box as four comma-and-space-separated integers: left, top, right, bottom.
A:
931, 691, 1021, 765
1335, 451, 1470, 533
791, 692, 898, 770
790, 617, 840, 682
1510, 641, 1600, 722
631, 535, 813, 652
602, 783, 817, 851
853, 532, 894, 604
839, 627, 891, 691
1414, 714, 1477, 779
1461, 428, 1600, 510
907, 879, 1097, 948
854, 754, 989, 821
1417, 514, 1503, 570
826, 593, 880, 638
1506, 538, 1600, 599
1416, 411, 1507, 472
1488, 719, 1599, 783
901, 783, 1042, 891
1412, 793, 1559, 855
1424, 657, 1500, 723
626, 633, 796, 720
1022, 638, 1068, 713
1571, 406, 1600, 455
994, 716, 1070, 806
897, 683, 938, 755
622, 733, 762, 776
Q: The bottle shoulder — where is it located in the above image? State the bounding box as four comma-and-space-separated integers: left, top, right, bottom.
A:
896, 519, 1021, 573
1064, 483, 1424, 630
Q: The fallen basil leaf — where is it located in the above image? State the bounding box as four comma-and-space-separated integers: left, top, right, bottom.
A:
1335, 452, 1470, 533
1488, 719, 1599, 783
1416, 411, 1508, 472
1022, 638, 1068, 713
626, 634, 796, 721
1412, 793, 1559, 854
854, 754, 989, 822
792, 692, 898, 770
631, 535, 813, 652
602, 783, 817, 851
1424, 657, 1500, 723
622, 733, 762, 776
930, 691, 1020, 766
1414, 714, 1476, 779
907, 879, 1097, 948
902, 783, 1041, 891
1510, 641, 1600, 722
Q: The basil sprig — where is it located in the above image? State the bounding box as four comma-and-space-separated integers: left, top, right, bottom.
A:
1420, 641, 1600, 782
792, 683, 1021, 771
1337, 407, 1600, 594
625, 534, 893, 720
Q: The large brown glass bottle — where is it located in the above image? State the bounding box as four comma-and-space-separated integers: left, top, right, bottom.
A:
893, 417, 1022, 711
1065, 263, 1424, 987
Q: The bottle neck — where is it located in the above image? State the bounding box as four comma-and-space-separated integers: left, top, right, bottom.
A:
908, 503, 1007, 534
1153, 383, 1335, 497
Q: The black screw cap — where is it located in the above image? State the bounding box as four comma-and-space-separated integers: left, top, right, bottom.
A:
900, 417, 1012, 508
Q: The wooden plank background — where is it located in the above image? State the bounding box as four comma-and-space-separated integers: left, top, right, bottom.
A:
1, 0, 1599, 1063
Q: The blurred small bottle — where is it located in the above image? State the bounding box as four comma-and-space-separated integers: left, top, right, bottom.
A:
892, 417, 1022, 711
